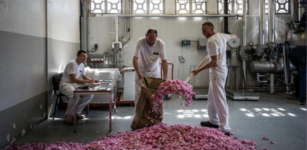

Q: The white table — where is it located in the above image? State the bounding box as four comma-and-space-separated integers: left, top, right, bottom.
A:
73, 81, 117, 132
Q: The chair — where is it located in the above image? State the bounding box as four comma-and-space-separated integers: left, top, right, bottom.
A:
52, 73, 69, 120
52, 73, 90, 120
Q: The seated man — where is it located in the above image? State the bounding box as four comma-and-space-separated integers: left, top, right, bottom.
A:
59, 50, 98, 125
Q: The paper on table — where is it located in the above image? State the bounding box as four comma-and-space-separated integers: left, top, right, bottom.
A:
97, 87, 107, 90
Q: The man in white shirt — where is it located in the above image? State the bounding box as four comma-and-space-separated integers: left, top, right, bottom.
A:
192, 22, 236, 136
133, 29, 168, 107
60, 50, 99, 125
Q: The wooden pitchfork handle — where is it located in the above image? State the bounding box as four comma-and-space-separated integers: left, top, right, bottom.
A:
184, 55, 209, 83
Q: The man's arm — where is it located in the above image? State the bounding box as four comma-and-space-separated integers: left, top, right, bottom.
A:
133, 56, 142, 79
230, 34, 237, 40
161, 59, 168, 80
192, 55, 218, 76
82, 75, 99, 83
82, 75, 91, 80
70, 74, 94, 84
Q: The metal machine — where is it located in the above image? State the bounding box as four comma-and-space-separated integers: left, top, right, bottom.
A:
226, 38, 260, 101
246, 0, 306, 104
286, 0, 306, 104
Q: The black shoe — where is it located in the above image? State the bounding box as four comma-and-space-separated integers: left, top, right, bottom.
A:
225, 132, 230, 136
200, 121, 219, 128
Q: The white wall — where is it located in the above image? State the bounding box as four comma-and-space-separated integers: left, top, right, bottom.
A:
87, 0, 293, 88
0, 0, 46, 38
0, 0, 46, 112
88, 16, 228, 87
47, 0, 80, 43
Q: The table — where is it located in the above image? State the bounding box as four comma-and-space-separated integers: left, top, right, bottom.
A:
73, 80, 117, 132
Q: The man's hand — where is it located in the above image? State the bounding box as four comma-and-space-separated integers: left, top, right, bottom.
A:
230, 34, 237, 40
88, 79, 99, 83
88, 79, 95, 83
163, 77, 167, 81
192, 69, 200, 76
137, 73, 143, 80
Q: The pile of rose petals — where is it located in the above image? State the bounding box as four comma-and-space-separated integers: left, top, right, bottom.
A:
8, 123, 256, 150
152, 79, 195, 109
6, 142, 85, 150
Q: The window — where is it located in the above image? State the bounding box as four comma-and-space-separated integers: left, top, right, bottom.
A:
132, 0, 164, 14
265, 0, 289, 14
90, 0, 122, 14
218, 0, 249, 14
275, 0, 289, 13
176, 0, 207, 14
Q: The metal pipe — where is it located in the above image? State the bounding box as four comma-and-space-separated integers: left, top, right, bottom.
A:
270, 73, 274, 93
268, 0, 275, 43
103, 53, 106, 68
242, 0, 247, 88
268, 0, 275, 94
232, 0, 235, 14
290, 0, 294, 20
224, 0, 230, 34
282, 45, 289, 91
260, 0, 265, 45
112, 16, 122, 49
298, 4, 304, 20
97, 14, 242, 17
257, 73, 268, 83
115, 16, 118, 43
82, 0, 88, 51
294, 0, 299, 21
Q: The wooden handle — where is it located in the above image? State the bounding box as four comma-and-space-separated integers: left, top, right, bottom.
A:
184, 55, 209, 82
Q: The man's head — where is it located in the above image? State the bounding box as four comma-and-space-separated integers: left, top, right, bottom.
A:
145, 29, 158, 46
77, 50, 87, 63
202, 22, 215, 38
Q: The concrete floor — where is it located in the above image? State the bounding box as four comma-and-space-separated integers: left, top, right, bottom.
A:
15, 91, 306, 150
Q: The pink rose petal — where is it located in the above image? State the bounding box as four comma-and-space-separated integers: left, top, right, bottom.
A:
7, 124, 256, 150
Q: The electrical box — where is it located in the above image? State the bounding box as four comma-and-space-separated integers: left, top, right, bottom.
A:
181, 40, 190, 46
197, 38, 207, 50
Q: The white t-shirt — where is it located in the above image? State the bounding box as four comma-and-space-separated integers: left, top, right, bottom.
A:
134, 37, 167, 78
60, 60, 86, 85
206, 33, 230, 78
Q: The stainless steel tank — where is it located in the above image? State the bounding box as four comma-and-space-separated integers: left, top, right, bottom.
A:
250, 58, 296, 73
289, 29, 307, 68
